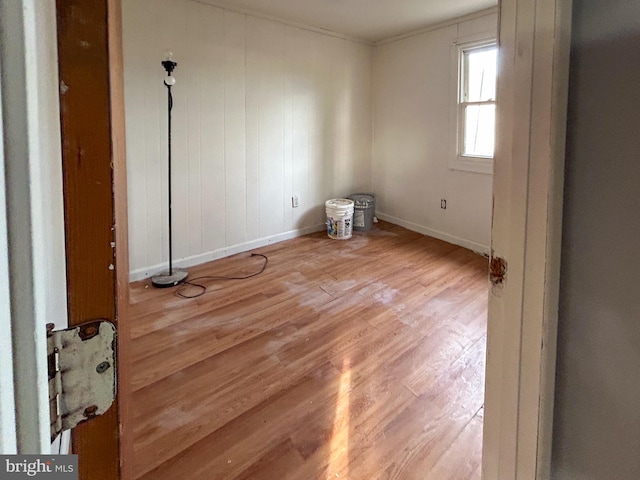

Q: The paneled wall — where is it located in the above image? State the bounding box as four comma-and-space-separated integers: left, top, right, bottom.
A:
123, 0, 372, 279
372, 13, 497, 253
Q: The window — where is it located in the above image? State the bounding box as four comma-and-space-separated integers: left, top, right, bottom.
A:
449, 39, 497, 174
461, 43, 497, 157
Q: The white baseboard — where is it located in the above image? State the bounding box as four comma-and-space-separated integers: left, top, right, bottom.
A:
376, 212, 490, 256
129, 223, 326, 282
130, 216, 489, 282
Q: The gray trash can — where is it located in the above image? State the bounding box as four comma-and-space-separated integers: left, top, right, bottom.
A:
349, 193, 376, 232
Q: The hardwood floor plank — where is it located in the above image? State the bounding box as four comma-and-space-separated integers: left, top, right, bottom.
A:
422, 414, 484, 480
234, 439, 306, 480
128, 221, 489, 479
137, 362, 342, 480
358, 335, 487, 479
131, 287, 333, 390
130, 268, 329, 338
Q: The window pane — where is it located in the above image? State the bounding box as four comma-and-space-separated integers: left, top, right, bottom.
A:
463, 104, 495, 157
465, 47, 497, 102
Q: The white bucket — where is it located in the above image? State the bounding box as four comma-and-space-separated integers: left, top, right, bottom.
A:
325, 198, 354, 240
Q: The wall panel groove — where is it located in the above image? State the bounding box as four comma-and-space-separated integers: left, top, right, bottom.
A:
123, 0, 372, 278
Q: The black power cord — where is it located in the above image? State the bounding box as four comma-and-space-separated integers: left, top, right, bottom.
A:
175, 253, 268, 299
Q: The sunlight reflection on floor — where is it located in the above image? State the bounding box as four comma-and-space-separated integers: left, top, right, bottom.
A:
327, 358, 352, 479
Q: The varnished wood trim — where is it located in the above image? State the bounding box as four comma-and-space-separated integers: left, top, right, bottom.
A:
56, 0, 121, 477
107, 0, 131, 478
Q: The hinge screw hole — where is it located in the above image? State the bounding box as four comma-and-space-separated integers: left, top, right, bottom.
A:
96, 361, 111, 374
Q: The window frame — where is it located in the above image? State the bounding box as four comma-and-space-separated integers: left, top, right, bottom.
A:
449, 36, 497, 174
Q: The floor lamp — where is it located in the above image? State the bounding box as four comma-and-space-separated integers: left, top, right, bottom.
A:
152, 52, 188, 288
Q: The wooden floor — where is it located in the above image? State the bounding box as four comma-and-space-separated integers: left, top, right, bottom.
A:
128, 221, 489, 480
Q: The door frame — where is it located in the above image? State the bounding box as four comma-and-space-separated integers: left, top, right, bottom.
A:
1, 0, 572, 478
0, 31, 17, 454
0, 0, 69, 453
483, 0, 573, 478
0, 0, 131, 474
55, 0, 131, 478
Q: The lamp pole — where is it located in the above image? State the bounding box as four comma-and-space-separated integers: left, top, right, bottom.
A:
151, 52, 188, 288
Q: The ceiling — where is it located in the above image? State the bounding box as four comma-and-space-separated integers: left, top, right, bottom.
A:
204, 0, 498, 43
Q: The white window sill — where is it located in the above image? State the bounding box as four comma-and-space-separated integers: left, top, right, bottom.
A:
449, 156, 493, 175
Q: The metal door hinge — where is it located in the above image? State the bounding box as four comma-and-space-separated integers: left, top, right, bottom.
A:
47, 320, 117, 442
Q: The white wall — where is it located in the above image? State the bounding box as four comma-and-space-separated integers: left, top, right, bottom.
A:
372, 13, 497, 253
123, 0, 373, 280
553, 0, 640, 477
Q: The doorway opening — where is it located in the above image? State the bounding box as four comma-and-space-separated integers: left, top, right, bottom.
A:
121, 2, 496, 478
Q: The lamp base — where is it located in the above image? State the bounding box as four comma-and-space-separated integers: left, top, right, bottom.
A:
151, 269, 188, 288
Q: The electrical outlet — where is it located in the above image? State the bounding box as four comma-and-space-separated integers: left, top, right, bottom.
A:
441, 199, 447, 209
292, 195, 299, 208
